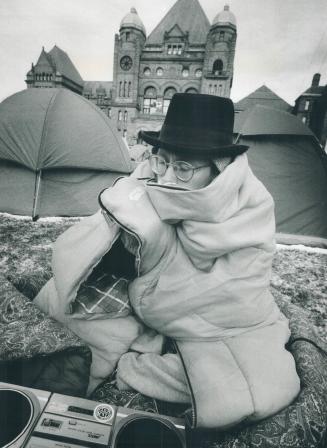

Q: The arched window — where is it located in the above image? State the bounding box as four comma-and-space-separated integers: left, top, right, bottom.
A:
123, 81, 127, 97
108, 108, 112, 118
128, 82, 131, 97
163, 87, 177, 114
119, 81, 122, 97
118, 110, 122, 121
218, 84, 223, 96
143, 86, 157, 114
212, 59, 223, 75
185, 88, 198, 94
124, 110, 128, 122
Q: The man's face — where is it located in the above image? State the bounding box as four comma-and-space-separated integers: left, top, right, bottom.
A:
154, 148, 215, 190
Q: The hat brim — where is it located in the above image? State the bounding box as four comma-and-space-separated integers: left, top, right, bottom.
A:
139, 130, 248, 157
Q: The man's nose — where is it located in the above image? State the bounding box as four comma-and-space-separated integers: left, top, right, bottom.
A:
161, 164, 176, 182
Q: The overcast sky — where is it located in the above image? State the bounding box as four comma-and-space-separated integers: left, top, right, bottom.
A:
1, 0, 326, 105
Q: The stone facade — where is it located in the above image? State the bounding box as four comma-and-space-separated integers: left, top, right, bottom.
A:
293, 73, 327, 148
109, 0, 238, 145
25, 46, 84, 95
26, 0, 238, 146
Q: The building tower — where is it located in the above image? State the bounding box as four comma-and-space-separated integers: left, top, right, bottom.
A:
25, 45, 83, 94
201, 5, 237, 97
112, 7, 146, 134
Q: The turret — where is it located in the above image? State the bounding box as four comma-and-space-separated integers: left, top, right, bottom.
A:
201, 5, 237, 98
112, 7, 146, 104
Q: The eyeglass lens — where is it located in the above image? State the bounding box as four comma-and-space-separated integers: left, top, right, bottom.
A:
150, 156, 194, 181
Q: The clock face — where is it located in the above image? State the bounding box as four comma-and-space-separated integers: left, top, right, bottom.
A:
120, 55, 133, 71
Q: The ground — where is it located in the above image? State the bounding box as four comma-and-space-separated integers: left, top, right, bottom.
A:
1, 213, 326, 342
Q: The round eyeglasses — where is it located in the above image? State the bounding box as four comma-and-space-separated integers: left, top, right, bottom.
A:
149, 155, 210, 182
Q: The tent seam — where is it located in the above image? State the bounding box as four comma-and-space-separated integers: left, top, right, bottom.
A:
76, 94, 132, 172
36, 89, 59, 170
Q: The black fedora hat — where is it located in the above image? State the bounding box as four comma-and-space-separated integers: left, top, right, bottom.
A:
139, 93, 248, 157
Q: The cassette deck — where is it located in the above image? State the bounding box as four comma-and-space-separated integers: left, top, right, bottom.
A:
0, 382, 185, 448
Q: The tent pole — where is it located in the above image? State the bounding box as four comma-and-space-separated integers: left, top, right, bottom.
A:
234, 133, 241, 144
32, 169, 42, 221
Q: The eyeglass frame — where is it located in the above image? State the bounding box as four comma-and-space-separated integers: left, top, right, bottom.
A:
149, 154, 211, 182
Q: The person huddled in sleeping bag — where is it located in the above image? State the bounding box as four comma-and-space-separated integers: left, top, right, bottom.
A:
35, 93, 300, 430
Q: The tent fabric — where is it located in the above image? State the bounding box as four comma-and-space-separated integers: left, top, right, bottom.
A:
242, 136, 327, 239
0, 88, 132, 217
235, 106, 327, 241
235, 104, 315, 136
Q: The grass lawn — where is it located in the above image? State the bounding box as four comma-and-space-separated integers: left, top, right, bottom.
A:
1, 213, 326, 342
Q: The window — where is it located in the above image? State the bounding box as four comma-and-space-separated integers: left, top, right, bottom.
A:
108, 108, 112, 118
163, 87, 177, 114
219, 31, 225, 41
218, 84, 223, 96
143, 67, 151, 76
212, 59, 223, 75
143, 86, 157, 114
195, 69, 202, 78
124, 111, 128, 122
119, 81, 122, 97
302, 116, 306, 124
123, 130, 127, 137
126, 32, 130, 41
168, 44, 182, 55
156, 67, 163, 76
118, 110, 122, 121
128, 82, 131, 98
304, 100, 310, 111
97, 94, 105, 105
182, 68, 189, 78
123, 81, 127, 97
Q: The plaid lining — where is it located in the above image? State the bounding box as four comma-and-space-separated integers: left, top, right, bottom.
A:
72, 271, 131, 318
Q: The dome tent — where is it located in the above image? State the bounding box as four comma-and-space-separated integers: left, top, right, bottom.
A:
0, 88, 132, 218
235, 105, 327, 245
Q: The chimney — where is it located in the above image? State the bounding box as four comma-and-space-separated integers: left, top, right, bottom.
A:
312, 73, 321, 87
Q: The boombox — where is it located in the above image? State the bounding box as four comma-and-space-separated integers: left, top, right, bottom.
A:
0, 382, 186, 448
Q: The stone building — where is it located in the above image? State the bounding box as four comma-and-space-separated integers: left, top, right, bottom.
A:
111, 0, 238, 144
25, 45, 83, 94
293, 73, 327, 148
26, 0, 238, 145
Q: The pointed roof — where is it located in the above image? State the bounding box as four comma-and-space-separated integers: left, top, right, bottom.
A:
235, 85, 292, 113
146, 0, 210, 45
47, 45, 83, 85
35, 48, 56, 71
